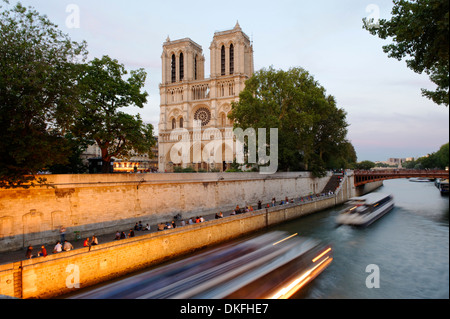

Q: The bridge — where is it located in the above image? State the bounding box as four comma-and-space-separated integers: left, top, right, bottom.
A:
353, 169, 449, 187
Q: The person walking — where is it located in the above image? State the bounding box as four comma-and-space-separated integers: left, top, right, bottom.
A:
60, 226, 66, 243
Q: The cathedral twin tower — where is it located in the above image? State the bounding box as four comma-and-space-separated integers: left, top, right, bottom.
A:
158, 22, 254, 172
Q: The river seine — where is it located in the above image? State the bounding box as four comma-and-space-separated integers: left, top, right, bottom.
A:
281, 178, 449, 299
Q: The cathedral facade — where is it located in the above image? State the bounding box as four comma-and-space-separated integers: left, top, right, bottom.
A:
158, 23, 254, 172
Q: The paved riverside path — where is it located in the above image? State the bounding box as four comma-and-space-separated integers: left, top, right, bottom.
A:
0, 194, 336, 266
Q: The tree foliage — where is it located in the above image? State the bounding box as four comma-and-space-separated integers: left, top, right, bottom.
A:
354, 160, 377, 170
229, 67, 356, 176
0, 2, 87, 187
1, 2, 156, 186
403, 142, 449, 169
71, 56, 156, 173
364, 0, 449, 106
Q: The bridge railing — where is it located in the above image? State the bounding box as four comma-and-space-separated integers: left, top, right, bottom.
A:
354, 169, 448, 175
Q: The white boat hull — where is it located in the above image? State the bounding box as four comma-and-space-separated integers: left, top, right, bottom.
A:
336, 198, 394, 227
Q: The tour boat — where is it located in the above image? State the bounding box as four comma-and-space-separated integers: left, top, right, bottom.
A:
438, 179, 449, 195
336, 193, 394, 227
69, 232, 332, 299
409, 177, 431, 182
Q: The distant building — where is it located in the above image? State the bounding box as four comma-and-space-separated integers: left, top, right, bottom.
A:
81, 137, 159, 173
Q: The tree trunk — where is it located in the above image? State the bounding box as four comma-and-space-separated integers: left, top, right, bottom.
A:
100, 145, 112, 173
101, 158, 112, 173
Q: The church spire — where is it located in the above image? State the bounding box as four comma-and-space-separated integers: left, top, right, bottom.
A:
234, 20, 241, 31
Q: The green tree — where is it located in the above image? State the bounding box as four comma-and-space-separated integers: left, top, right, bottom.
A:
364, 0, 449, 106
229, 66, 354, 176
415, 142, 449, 169
72, 56, 155, 173
0, 2, 87, 188
355, 160, 376, 170
436, 143, 449, 168
47, 134, 89, 174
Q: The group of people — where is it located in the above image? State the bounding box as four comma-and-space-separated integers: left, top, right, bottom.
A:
157, 220, 178, 231
83, 235, 99, 248
25, 245, 48, 259
25, 239, 80, 259
115, 221, 150, 239
157, 216, 207, 230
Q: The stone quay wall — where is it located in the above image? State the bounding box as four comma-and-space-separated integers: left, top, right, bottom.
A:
0, 172, 342, 253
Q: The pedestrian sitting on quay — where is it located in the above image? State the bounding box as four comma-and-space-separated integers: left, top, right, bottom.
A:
26, 246, 34, 259
63, 240, 74, 251
83, 237, 90, 247
129, 229, 135, 238
38, 245, 47, 257
53, 241, 62, 253
143, 223, 151, 231
120, 231, 127, 239
115, 231, 121, 240
158, 223, 166, 231
91, 235, 98, 246
59, 226, 66, 243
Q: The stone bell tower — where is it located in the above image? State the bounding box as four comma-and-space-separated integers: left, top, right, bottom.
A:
210, 21, 254, 79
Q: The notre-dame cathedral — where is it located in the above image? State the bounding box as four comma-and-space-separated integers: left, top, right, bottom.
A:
158, 22, 254, 172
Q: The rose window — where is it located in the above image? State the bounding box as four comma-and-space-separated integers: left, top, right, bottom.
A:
194, 107, 211, 126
